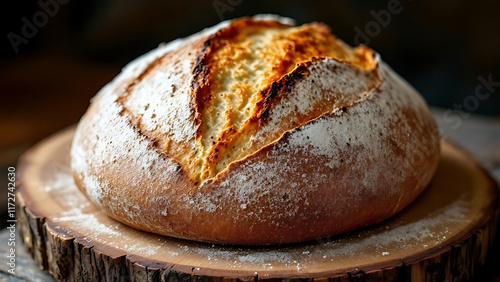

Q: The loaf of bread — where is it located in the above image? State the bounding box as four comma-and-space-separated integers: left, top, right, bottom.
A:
71, 15, 440, 245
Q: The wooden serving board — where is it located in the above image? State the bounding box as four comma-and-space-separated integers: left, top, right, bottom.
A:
17, 127, 499, 281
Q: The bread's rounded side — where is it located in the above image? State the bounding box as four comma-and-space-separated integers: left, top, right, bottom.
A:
71, 16, 440, 245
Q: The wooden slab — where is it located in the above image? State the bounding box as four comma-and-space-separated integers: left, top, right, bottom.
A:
16, 127, 499, 281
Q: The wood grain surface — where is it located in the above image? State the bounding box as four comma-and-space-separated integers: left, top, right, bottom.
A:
10, 126, 499, 281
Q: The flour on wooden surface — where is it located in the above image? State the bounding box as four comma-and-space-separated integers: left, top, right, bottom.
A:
53, 208, 120, 237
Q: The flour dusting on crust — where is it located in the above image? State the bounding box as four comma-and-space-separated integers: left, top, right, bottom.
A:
70, 15, 440, 244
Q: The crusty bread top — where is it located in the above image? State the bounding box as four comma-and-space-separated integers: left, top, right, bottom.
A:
109, 16, 378, 183
70, 15, 440, 243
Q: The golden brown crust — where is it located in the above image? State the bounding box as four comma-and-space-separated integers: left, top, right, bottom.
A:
195, 20, 376, 180
71, 15, 440, 245
114, 17, 378, 183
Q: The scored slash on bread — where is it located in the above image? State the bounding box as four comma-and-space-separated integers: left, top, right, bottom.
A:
118, 17, 376, 183
71, 15, 440, 245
